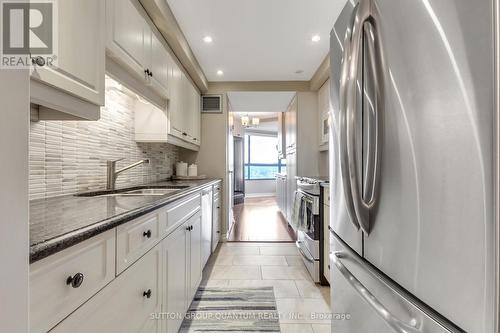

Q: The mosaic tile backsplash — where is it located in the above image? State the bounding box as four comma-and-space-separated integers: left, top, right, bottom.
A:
29, 84, 179, 200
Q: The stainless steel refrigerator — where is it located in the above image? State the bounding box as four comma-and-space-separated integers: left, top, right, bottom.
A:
329, 0, 498, 332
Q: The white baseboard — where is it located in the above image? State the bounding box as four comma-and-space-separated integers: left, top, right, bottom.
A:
244, 193, 276, 198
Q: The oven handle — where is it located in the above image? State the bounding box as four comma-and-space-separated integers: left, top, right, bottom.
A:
296, 241, 315, 263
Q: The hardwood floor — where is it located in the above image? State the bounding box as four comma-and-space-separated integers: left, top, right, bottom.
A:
228, 196, 296, 242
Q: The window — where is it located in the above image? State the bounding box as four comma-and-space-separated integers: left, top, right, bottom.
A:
244, 134, 286, 180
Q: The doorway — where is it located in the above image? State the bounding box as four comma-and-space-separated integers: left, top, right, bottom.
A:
226, 91, 296, 243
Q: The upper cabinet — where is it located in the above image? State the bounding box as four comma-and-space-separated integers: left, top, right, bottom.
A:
318, 79, 331, 150
106, 0, 169, 98
30, 0, 105, 120
107, 0, 201, 150
166, 71, 200, 146
277, 112, 286, 159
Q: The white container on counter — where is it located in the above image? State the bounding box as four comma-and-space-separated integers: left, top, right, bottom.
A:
188, 164, 198, 177
176, 162, 188, 176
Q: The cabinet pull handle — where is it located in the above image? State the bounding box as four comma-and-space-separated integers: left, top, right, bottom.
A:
182, 132, 187, 136
186, 225, 193, 231
143, 230, 152, 238
143, 289, 152, 299
149, 71, 153, 77
32, 56, 46, 67
66, 273, 84, 288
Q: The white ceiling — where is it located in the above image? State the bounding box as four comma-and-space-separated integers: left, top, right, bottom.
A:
166, 0, 346, 81
227, 91, 295, 112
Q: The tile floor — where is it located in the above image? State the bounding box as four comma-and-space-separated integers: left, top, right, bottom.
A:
202, 242, 331, 333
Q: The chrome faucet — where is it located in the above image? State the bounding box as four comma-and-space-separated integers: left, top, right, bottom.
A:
106, 158, 150, 190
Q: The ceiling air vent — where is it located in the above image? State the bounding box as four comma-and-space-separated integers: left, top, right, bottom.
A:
201, 95, 223, 114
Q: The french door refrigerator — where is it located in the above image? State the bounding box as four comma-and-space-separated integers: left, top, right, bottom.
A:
328, 0, 498, 332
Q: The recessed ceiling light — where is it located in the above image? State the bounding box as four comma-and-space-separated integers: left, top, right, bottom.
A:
312, 35, 321, 42
217, 70, 224, 76
203, 36, 213, 43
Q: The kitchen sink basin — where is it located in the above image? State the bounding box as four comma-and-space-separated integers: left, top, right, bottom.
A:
75, 186, 189, 197
118, 188, 180, 196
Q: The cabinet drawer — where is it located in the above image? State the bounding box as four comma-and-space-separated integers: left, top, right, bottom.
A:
51, 246, 161, 333
117, 212, 160, 274
163, 194, 200, 235
30, 230, 115, 333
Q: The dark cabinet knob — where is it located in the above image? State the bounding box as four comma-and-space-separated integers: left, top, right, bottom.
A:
143, 230, 152, 238
186, 226, 191, 231
216, 206, 220, 209
143, 289, 152, 299
66, 273, 84, 288
182, 132, 187, 136
32, 56, 46, 67
149, 71, 153, 77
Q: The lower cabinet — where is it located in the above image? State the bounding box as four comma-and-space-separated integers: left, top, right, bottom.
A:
161, 210, 203, 333
50, 246, 161, 333
34, 188, 215, 333
161, 222, 189, 333
201, 188, 213, 267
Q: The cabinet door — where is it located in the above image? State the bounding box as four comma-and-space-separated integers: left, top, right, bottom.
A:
150, 32, 169, 96
188, 213, 203, 301
286, 153, 297, 226
191, 84, 201, 144
212, 197, 221, 252
161, 224, 189, 333
51, 247, 161, 333
201, 189, 213, 267
285, 96, 297, 153
106, 0, 149, 79
168, 62, 184, 139
31, 0, 105, 106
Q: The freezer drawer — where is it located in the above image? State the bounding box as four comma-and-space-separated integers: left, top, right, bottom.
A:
330, 232, 463, 333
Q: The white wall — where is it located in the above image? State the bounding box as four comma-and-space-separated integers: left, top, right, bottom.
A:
245, 179, 276, 197
0, 69, 29, 332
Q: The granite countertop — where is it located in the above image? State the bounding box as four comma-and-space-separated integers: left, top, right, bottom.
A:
30, 178, 221, 263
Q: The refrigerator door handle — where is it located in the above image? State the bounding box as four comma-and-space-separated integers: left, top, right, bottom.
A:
332, 251, 421, 333
339, 2, 361, 231
344, 0, 383, 235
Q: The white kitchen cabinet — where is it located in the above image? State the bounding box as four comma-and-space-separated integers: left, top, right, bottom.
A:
212, 183, 222, 252
161, 223, 189, 333
276, 175, 287, 218
201, 188, 213, 267
50, 246, 161, 333
106, 0, 170, 98
30, 0, 105, 120
277, 112, 286, 159
282, 92, 320, 225
116, 211, 161, 274
161, 210, 203, 333
30, 230, 115, 333
150, 32, 170, 96
285, 96, 297, 154
106, 0, 150, 80
188, 213, 203, 301
168, 72, 201, 145
318, 79, 331, 149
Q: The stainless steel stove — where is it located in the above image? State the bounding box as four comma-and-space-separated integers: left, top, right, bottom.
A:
294, 176, 328, 283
